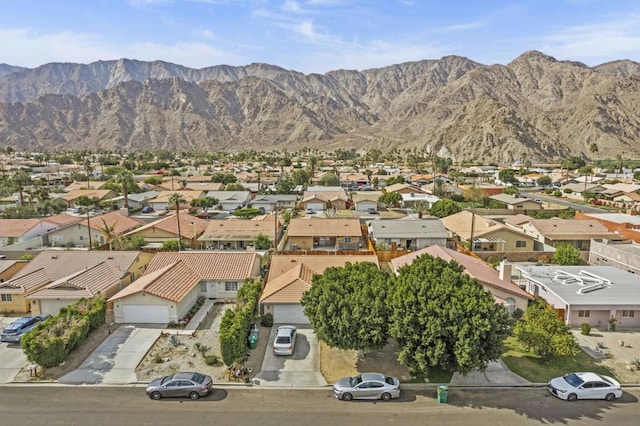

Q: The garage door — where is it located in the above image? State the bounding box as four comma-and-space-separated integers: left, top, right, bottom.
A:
123, 305, 169, 324
273, 304, 309, 324
307, 203, 324, 211
41, 299, 74, 316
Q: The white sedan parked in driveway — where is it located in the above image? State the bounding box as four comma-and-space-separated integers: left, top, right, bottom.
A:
548, 372, 622, 401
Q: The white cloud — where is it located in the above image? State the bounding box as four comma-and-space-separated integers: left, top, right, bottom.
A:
539, 14, 640, 64
441, 19, 488, 32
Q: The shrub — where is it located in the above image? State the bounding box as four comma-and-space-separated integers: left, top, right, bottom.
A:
154, 354, 164, 364
260, 313, 273, 327
581, 323, 591, 336
205, 355, 219, 366
553, 190, 562, 197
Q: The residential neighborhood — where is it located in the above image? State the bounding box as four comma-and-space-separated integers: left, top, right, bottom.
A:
1, 149, 640, 407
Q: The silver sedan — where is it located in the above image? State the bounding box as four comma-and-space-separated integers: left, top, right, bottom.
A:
146, 371, 212, 400
333, 372, 400, 401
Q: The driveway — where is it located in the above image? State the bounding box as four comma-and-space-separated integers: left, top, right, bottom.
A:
450, 359, 530, 386
0, 317, 28, 383
58, 326, 161, 385
255, 325, 327, 387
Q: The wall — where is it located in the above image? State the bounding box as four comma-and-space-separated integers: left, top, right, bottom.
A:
576, 211, 640, 243
588, 239, 640, 275
0, 294, 30, 314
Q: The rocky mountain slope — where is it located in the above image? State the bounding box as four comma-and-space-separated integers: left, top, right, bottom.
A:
1, 51, 639, 163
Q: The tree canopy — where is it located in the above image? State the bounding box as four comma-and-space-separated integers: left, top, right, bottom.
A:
378, 192, 402, 207
301, 262, 391, 352
514, 298, 579, 357
389, 255, 511, 374
552, 244, 582, 265
429, 199, 461, 218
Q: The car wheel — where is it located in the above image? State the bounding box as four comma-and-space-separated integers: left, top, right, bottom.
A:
381, 392, 392, 402
150, 392, 162, 400
605, 393, 615, 402
567, 393, 577, 402
342, 392, 353, 401
189, 392, 200, 400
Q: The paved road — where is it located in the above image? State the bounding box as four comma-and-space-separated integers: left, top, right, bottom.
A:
1, 386, 639, 425
0, 342, 27, 383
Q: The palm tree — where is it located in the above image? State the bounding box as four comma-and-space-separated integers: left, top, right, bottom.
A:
589, 143, 599, 164
75, 196, 99, 250
168, 193, 186, 251
99, 218, 117, 251
10, 170, 32, 206
114, 168, 135, 210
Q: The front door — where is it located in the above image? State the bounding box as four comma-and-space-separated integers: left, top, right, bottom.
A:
204, 281, 217, 299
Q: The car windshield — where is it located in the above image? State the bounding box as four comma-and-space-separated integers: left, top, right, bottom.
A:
160, 375, 172, 385
385, 376, 395, 385
275, 336, 290, 344
563, 373, 584, 387
350, 375, 363, 387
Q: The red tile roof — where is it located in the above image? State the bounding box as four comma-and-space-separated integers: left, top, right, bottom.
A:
144, 252, 261, 281
27, 262, 120, 300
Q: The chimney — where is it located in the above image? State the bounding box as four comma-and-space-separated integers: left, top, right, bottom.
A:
499, 260, 512, 281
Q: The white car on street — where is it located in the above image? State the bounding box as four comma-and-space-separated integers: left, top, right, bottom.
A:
548, 372, 622, 401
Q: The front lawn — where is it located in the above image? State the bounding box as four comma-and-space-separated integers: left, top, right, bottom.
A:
501, 336, 618, 383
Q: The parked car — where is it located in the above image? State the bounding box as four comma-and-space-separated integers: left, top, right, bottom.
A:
273, 325, 297, 355
146, 371, 213, 400
548, 372, 622, 402
367, 207, 378, 214
1, 314, 51, 343
141, 205, 154, 213
305, 208, 314, 215
333, 372, 400, 401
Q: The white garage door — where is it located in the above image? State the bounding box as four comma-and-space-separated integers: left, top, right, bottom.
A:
307, 203, 324, 211
123, 305, 169, 324
273, 304, 309, 324
40, 299, 74, 316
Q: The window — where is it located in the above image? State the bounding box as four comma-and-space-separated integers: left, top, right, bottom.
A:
1, 294, 12, 302
344, 237, 352, 244
622, 310, 635, 318
516, 241, 527, 248
578, 310, 590, 318
504, 298, 516, 314
225, 282, 238, 292
200, 282, 207, 292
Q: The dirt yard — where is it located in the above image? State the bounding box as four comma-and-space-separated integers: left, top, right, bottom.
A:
135, 304, 271, 383
572, 328, 640, 383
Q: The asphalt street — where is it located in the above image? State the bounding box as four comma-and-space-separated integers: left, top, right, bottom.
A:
519, 191, 607, 213
1, 386, 639, 426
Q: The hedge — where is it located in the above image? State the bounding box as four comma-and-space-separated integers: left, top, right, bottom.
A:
219, 279, 261, 366
21, 296, 106, 368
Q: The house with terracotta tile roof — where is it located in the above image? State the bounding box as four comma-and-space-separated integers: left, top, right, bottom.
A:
184, 182, 225, 192
44, 210, 145, 249
13, 250, 150, 316
260, 253, 380, 323
57, 189, 119, 208
146, 190, 205, 211
391, 245, 533, 313
0, 218, 62, 248
300, 188, 348, 212
383, 183, 424, 195
284, 218, 363, 250
441, 210, 537, 252
108, 251, 262, 323
124, 212, 209, 249
108, 261, 203, 324
351, 192, 382, 212
197, 214, 282, 250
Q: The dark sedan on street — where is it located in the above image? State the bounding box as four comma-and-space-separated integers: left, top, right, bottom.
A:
146, 372, 213, 400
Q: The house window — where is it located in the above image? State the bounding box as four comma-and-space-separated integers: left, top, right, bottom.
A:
516, 241, 527, 248
200, 282, 207, 292
1, 294, 12, 302
504, 298, 516, 314
344, 237, 352, 244
578, 310, 590, 318
622, 310, 635, 318
225, 282, 238, 292
79, 235, 85, 241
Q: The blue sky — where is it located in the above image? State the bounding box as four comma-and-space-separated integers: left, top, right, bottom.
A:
1, 0, 639, 73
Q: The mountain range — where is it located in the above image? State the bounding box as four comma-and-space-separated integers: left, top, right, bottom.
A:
1, 50, 639, 164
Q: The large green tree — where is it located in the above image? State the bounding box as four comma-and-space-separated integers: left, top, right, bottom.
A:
301, 262, 391, 352
389, 255, 511, 374
552, 244, 582, 265
378, 192, 402, 207
514, 298, 579, 357
429, 199, 461, 218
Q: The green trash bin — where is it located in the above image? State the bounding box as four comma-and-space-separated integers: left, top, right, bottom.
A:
437, 385, 448, 403
248, 331, 258, 349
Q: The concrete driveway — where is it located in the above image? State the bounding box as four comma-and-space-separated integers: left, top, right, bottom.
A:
58, 326, 161, 385
255, 325, 327, 387
450, 359, 530, 386
0, 317, 28, 383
